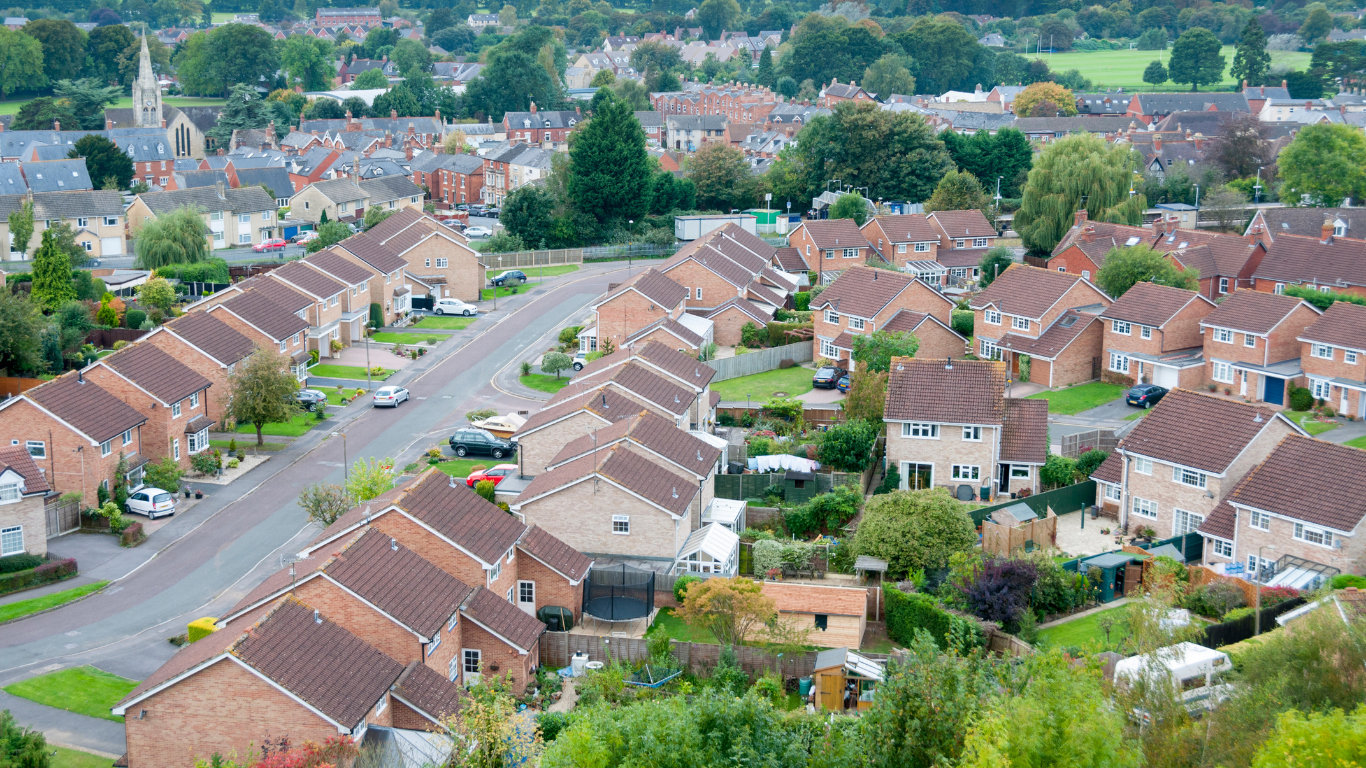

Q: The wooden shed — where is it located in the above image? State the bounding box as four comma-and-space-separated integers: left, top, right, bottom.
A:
812, 648, 884, 712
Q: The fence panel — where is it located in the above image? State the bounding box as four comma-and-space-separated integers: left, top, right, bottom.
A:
968, 481, 1096, 527
537, 632, 888, 680
706, 342, 814, 384
45, 497, 80, 538
0, 376, 48, 398
85, 328, 147, 348
477, 249, 585, 270
1060, 429, 1119, 458
1129, 532, 1204, 563
713, 471, 862, 501
1201, 597, 1307, 648
227, 263, 284, 280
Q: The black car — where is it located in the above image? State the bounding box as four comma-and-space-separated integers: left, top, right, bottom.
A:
1127, 384, 1169, 409
449, 427, 517, 459
485, 207, 501, 219
812, 365, 847, 389
295, 389, 328, 411
492, 270, 527, 287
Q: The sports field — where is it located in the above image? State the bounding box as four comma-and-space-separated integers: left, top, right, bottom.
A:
1039, 46, 1313, 90
0, 95, 226, 116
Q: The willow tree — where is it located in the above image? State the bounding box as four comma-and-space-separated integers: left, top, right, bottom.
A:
1014, 133, 1147, 256
133, 206, 210, 270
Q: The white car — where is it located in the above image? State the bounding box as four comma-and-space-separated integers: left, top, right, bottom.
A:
373, 385, 410, 407
465, 226, 493, 238
126, 487, 177, 520
433, 298, 477, 316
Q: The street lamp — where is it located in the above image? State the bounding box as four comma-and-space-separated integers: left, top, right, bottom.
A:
1254, 166, 1265, 204
331, 431, 348, 481
1254, 544, 1276, 636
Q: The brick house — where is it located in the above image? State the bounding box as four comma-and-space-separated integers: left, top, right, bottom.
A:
584, 268, 691, 353
926, 210, 1000, 283
818, 80, 874, 108
658, 223, 791, 315
0, 446, 52, 557
860, 214, 941, 270
1088, 389, 1302, 534
411, 151, 484, 209
501, 104, 581, 148
1098, 282, 1216, 390
0, 372, 148, 499
360, 207, 485, 303
0, 190, 127, 260
84, 344, 214, 471
570, 341, 718, 430
300, 248, 382, 341
883, 357, 1049, 499
202, 292, 311, 381
788, 219, 872, 284
1200, 290, 1320, 406
113, 596, 465, 768
811, 266, 962, 365
1197, 435, 1366, 579
481, 144, 554, 204
1245, 207, 1366, 244
127, 183, 277, 251
1251, 230, 1366, 299
969, 264, 1112, 384
259, 262, 352, 359
1299, 301, 1366, 417
706, 298, 776, 346
332, 234, 413, 323
143, 314, 257, 424
288, 178, 369, 224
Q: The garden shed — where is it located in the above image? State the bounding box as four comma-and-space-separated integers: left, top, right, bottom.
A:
1080, 552, 1144, 603
811, 648, 884, 712
674, 523, 741, 576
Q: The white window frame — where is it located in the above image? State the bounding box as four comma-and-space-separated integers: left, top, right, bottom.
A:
1212, 361, 1234, 383
962, 425, 982, 441
172, 402, 181, 418
914, 242, 930, 252
951, 464, 980, 481
448, 654, 460, 682
463, 648, 482, 681
1173, 467, 1207, 489
1244, 333, 1256, 348
1011, 316, 1030, 331
1112, 319, 1131, 335
428, 632, 441, 656
100, 439, 112, 457
1250, 510, 1270, 531
0, 482, 19, 503
488, 559, 501, 583
1311, 378, 1331, 400
190, 392, 199, 409
824, 309, 838, 324
1104, 483, 1122, 501
1212, 538, 1233, 558
903, 422, 939, 439
1173, 508, 1205, 536
1311, 343, 1333, 360
1011, 465, 1031, 479
24, 440, 44, 458
1108, 352, 1130, 374
436, 258, 448, 268
1140, 326, 1152, 340
820, 339, 837, 358
984, 309, 1001, 325
1294, 522, 1331, 547
1274, 283, 1285, 294
972, 237, 988, 247
172, 439, 180, 461
1213, 328, 1232, 343
0, 525, 21, 556
612, 515, 630, 534
1219, 277, 1229, 293
1131, 497, 1158, 519
849, 317, 865, 331
979, 338, 1000, 360
842, 248, 858, 258
1135, 456, 1153, 475
1348, 351, 1359, 364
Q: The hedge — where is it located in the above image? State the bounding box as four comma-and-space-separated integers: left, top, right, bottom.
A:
883, 584, 983, 651
765, 321, 812, 347
0, 553, 43, 574
0, 558, 77, 596
153, 258, 230, 284
951, 310, 974, 338
120, 522, 144, 547
187, 616, 218, 642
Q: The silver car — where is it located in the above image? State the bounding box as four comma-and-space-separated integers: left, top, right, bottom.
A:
373, 385, 410, 407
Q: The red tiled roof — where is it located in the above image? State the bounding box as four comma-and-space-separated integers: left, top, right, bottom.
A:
272, 260, 346, 300
625, 316, 703, 348
1118, 389, 1281, 474
928, 209, 996, 239
797, 218, 871, 250
395, 469, 526, 565
163, 312, 256, 366
339, 232, 408, 273
237, 274, 312, 314
1197, 499, 1236, 540
552, 362, 692, 416
24, 373, 147, 444
461, 587, 545, 651
998, 309, 1100, 360
598, 268, 688, 309
936, 246, 990, 269
518, 445, 696, 517
812, 265, 949, 319
1090, 452, 1123, 485
322, 528, 474, 637
865, 214, 937, 243
771, 247, 808, 273
391, 661, 464, 721
1000, 398, 1048, 464
884, 357, 1005, 424
1100, 282, 1207, 328
0, 445, 49, 494
971, 264, 1103, 319
880, 309, 929, 333
306, 247, 379, 284
361, 206, 424, 241
102, 343, 212, 405
518, 525, 592, 582
1200, 289, 1314, 335
218, 290, 310, 341
1219, 435, 1366, 533
1254, 232, 1366, 287
1298, 300, 1366, 350
636, 341, 716, 390
548, 411, 721, 474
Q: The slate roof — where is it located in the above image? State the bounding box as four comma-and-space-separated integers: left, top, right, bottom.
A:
971, 264, 1100, 319
137, 185, 275, 215
797, 219, 870, 250
163, 312, 256, 366
461, 587, 545, 651
217, 290, 310, 341
884, 357, 1006, 424
1257, 207, 1366, 241
553, 362, 693, 416
706, 296, 774, 325
1254, 232, 1366, 288
322, 529, 474, 638
1130, 93, 1251, 115
504, 110, 581, 130
998, 309, 1101, 360
549, 411, 721, 474
175, 170, 231, 189
625, 316, 703, 348
359, 175, 423, 203
1200, 289, 1314, 335
1013, 116, 1138, 134
362, 206, 424, 241
1299, 300, 1366, 350
936, 246, 990, 269
598, 267, 688, 309
1218, 435, 1366, 533
811, 265, 947, 319
1090, 452, 1123, 485
236, 167, 297, 199
0, 445, 50, 494
634, 340, 717, 389
1118, 389, 1282, 474
0, 163, 26, 193
101, 343, 212, 405
306, 177, 367, 204
24, 372, 147, 443
1000, 398, 1048, 464
0, 190, 124, 219
866, 214, 938, 243
23, 159, 90, 192
1099, 282, 1206, 328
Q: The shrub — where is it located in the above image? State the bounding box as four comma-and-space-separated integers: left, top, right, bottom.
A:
777, 358, 795, 369
1290, 386, 1314, 411
951, 309, 974, 337
874, 465, 900, 495
144, 456, 183, 493
1332, 574, 1366, 590
750, 672, 784, 705
956, 557, 1039, 627
1074, 449, 1109, 479
474, 479, 497, 503
124, 308, 146, 329
112, 340, 128, 350
187, 616, 218, 643
789, 485, 863, 536
190, 449, 219, 475
710, 647, 750, 696
0, 553, 44, 574
816, 420, 879, 472
1223, 606, 1255, 622
120, 522, 143, 546
740, 321, 765, 348
1028, 552, 1096, 616
883, 584, 983, 651
793, 291, 810, 311
673, 574, 701, 602
226, 458, 239, 469
853, 488, 977, 577
1259, 585, 1300, 609
752, 539, 784, 575
0, 557, 76, 595
1184, 580, 1247, 618
537, 711, 577, 743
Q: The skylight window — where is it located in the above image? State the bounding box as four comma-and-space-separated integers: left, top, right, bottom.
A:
1124, 236, 1140, 246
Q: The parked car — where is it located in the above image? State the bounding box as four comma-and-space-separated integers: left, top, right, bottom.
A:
253, 238, 287, 253
296, 389, 328, 411
373, 385, 410, 407
485, 207, 501, 219
433, 298, 477, 316
1127, 384, 1169, 409
126, 487, 176, 520
492, 270, 526, 287
465, 226, 493, 238
572, 349, 590, 371
291, 231, 319, 244
449, 427, 516, 459
813, 365, 847, 389
465, 463, 518, 488
836, 374, 851, 393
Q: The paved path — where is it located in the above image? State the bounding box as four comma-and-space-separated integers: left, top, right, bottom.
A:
0, 262, 631, 754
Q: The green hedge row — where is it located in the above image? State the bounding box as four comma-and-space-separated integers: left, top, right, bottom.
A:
883, 584, 983, 651
0, 558, 77, 596
153, 258, 231, 284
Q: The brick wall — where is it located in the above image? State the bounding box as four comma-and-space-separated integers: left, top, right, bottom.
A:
708, 305, 760, 346
885, 424, 997, 493
402, 237, 485, 303
517, 411, 611, 477
145, 333, 228, 424
516, 478, 683, 563
1214, 507, 1366, 574
0, 496, 46, 556
916, 320, 968, 360
0, 398, 132, 498
1165, 297, 1215, 350
514, 550, 584, 621
596, 291, 673, 351
83, 367, 189, 470
373, 512, 489, 589
662, 261, 737, 311
461, 619, 536, 694
1047, 246, 1101, 279
1047, 320, 1103, 387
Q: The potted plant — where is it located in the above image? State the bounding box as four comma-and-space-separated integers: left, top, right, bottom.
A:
183, 486, 191, 498
766, 567, 782, 581
194, 489, 203, 499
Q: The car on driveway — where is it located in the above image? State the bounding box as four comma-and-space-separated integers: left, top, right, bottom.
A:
465, 463, 518, 488
572, 349, 592, 371
492, 270, 526, 287
296, 389, 328, 411
373, 385, 410, 407
449, 427, 516, 459
253, 238, 287, 253
126, 487, 176, 520
813, 365, 847, 389
465, 226, 493, 238
836, 374, 851, 393
1126, 383, 1169, 409
434, 298, 477, 316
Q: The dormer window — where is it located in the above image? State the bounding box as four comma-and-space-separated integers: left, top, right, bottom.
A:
1335, 221, 1347, 236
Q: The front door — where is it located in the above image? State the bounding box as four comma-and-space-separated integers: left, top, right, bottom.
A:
1264, 376, 1285, 405
1240, 371, 1248, 396
997, 464, 1011, 493
517, 580, 536, 616
902, 462, 933, 490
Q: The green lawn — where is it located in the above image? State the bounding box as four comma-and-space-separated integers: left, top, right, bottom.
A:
521, 373, 573, 393
1043, 46, 1312, 90
0, 95, 226, 116
1345, 435, 1366, 450
524, 264, 580, 279
1026, 382, 1125, 415
234, 412, 323, 437
308, 364, 393, 381
1286, 410, 1340, 436
3, 666, 137, 722
1123, 412, 1146, 421
0, 581, 107, 625
1036, 605, 1132, 651
50, 747, 115, 768
481, 286, 526, 301
433, 459, 498, 477
209, 439, 285, 452
410, 315, 476, 330
646, 607, 719, 644
372, 331, 449, 344
711, 366, 816, 403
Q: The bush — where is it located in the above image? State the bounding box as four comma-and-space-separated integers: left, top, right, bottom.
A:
951, 309, 974, 337
788, 485, 863, 536
0, 557, 76, 595
538, 711, 577, 743
740, 321, 765, 348
709, 647, 749, 696
1184, 580, 1247, 619
956, 556, 1039, 627
793, 291, 810, 311
1290, 386, 1313, 411
112, 340, 128, 350
0, 553, 44, 574
187, 616, 218, 642
144, 456, 183, 493
750, 672, 784, 705
1332, 574, 1366, 590
874, 465, 900, 495
120, 521, 144, 546
1028, 552, 1096, 616
673, 574, 701, 602
154, 258, 230, 284
752, 539, 784, 576
777, 358, 796, 369
1259, 585, 1300, 609
124, 308, 146, 329
883, 584, 983, 651
1074, 449, 1109, 479
474, 479, 496, 503
1223, 606, 1255, 622
369, 302, 383, 329
816, 420, 879, 472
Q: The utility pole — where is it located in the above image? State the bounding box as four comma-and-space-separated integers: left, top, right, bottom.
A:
1254, 167, 1264, 204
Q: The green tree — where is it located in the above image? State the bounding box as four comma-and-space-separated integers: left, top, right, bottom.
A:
1231, 18, 1271, 87
1013, 82, 1077, 117
11, 97, 77, 131
1142, 60, 1168, 88
589, 68, 615, 87
829, 191, 869, 225
687, 141, 760, 212
629, 40, 683, 79
134, 207, 210, 269
22, 19, 86, 83
1300, 2, 1334, 44
351, 67, 391, 90
1015, 133, 1146, 255
227, 348, 301, 446
144, 455, 183, 492
756, 47, 774, 88
347, 457, 396, 502
816, 419, 880, 471
942, 128, 1033, 199
501, 185, 556, 247
540, 351, 572, 378
280, 35, 335, 91
70, 135, 133, 191
861, 53, 915, 100
1095, 244, 1199, 297
445, 674, 543, 768
299, 483, 352, 527
924, 170, 991, 219
174, 24, 280, 96
53, 79, 125, 130
890, 16, 983, 95
1168, 27, 1226, 92
1253, 707, 1366, 768
30, 230, 76, 312
1278, 123, 1366, 206
696, 0, 741, 40
851, 329, 920, 373
207, 83, 271, 147
87, 24, 135, 87
675, 577, 776, 648
0, 291, 45, 374
96, 295, 117, 327
0, 27, 47, 98
783, 15, 897, 92
611, 78, 651, 110
135, 276, 177, 313
305, 221, 353, 253
853, 488, 977, 577
363, 206, 393, 229
390, 38, 433, 77
569, 93, 651, 227
463, 27, 563, 121
977, 247, 1016, 289
7, 199, 32, 259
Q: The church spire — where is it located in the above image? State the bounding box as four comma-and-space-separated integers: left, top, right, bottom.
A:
132, 33, 162, 128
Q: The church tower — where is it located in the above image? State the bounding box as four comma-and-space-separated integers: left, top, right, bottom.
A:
132, 34, 162, 128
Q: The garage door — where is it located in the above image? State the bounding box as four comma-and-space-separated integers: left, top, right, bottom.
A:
1153, 366, 1178, 388
100, 237, 122, 256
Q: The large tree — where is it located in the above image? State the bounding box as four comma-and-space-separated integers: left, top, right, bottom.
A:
1278, 123, 1366, 207
0, 28, 46, 98
463, 27, 563, 121
134, 207, 210, 269
1013, 81, 1077, 117
1014, 133, 1147, 255
501, 185, 557, 247
942, 128, 1033, 199
1311, 40, 1366, 94
390, 38, 433, 77
851, 329, 919, 373
30, 229, 76, 312
852, 487, 977, 577
7, 199, 31, 259
1299, 2, 1333, 44
86, 24, 135, 86
23, 19, 86, 83
226, 348, 301, 446
688, 141, 760, 212
1095, 244, 1200, 297
173, 24, 280, 96
70, 134, 134, 191
674, 576, 776, 648
53, 79, 125, 130
924, 170, 991, 219
1208, 112, 1273, 180
568, 92, 651, 227
696, 0, 740, 40
351, 67, 390, 90
11, 97, 77, 131
890, 16, 985, 95
783, 14, 897, 90
861, 53, 915, 100
1230, 18, 1271, 87
206, 84, 271, 147
280, 35, 335, 91
0, 290, 44, 374
1168, 27, 1226, 92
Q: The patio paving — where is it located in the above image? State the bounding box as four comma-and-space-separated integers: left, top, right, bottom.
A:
1054, 510, 1126, 558
330, 344, 416, 370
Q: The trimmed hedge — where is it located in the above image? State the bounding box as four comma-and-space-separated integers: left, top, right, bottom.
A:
0, 558, 77, 596
153, 258, 230, 284
883, 584, 983, 651
951, 310, 974, 338
0, 553, 44, 574
187, 616, 218, 643
120, 522, 144, 547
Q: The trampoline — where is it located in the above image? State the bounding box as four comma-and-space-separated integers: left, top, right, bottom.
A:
582, 564, 656, 621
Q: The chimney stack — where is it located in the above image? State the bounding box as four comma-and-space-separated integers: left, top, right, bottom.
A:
53, 120, 59, 131
1154, 134, 1162, 152
1081, 224, 1096, 243
1193, 132, 1205, 151
1322, 218, 1335, 244
529, 101, 537, 113
1074, 209, 1088, 227
1248, 221, 1265, 247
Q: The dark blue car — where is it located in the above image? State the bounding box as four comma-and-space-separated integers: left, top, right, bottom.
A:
836, 374, 851, 393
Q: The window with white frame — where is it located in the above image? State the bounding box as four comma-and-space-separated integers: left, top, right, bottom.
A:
984, 310, 1001, 325
1348, 351, 1360, 364
1174, 467, 1206, 488
1109, 352, 1130, 373
1140, 326, 1152, 340
1104, 483, 1122, 501
1173, 508, 1205, 536
1311, 378, 1331, 400
849, 317, 865, 331
897, 243, 906, 253
104, 216, 118, 226
238, 232, 251, 244
613, 515, 630, 534
1212, 538, 1233, 558
1244, 333, 1256, 348
980, 339, 1000, 360
100, 439, 112, 457
172, 402, 181, 418
428, 632, 441, 656
1135, 456, 1153, 475
951, 465, 980, 481
903, 422, 939, 438
1011, 465, 1031, 478
1250, 510, 1270, 530
190, 393, 198, 409
0, 526, 21, 556
972, 237, 988, 247
1294, 522, 1330, 546
1131, 497, 1158, 519
24, 441, 43, 458
1213, 328, 1232, 343
0, 482, 18, 503
1011, 316, 1029, 331
824, 250, 834, 260
824, 309, 838, 324
1112, 320, 1131, 335
962, 426, 982, 441
188, 429, 208, 454
1219, 277, 1229, 293
1311, 343, 1333, 360
1274, 283, 1285, 294
1212, 361, 1234, 383
448, 655, 460, 682
820, 339, 837, 358
843, 248, 859, 258
436, 258, 448, 268
914, 242, 930, 252
1248, 554, 1273, 579
463, 648, 481, 677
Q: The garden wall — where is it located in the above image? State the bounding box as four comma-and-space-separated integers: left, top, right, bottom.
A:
706, 342, 813, 382
968, 481, 1096, 527
538, 632, 889, 680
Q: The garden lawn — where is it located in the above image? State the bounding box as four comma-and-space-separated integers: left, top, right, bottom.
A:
50, 747, 115, 768
521, 373, 573, 393
0, 581, 108, 624
308, 364, 393, 381
646, 607, 718, 644
371, 331, 450, 344
433, 459, 494, 478
1345, 435, 1366, 450
410, 315, 476, 330
710, 366, 815, 402
1036, 604, 1132, 650
1042, 46, 1311, 90
209, 439, 285, 452
234, 412, 321, 437
1027, 382, 1125, 415
1286, 410, 1339, 436
481, 286, 526, 301
3, 666, 137, 722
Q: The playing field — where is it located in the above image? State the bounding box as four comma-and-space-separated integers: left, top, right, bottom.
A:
1040, 46, 1313, 90
0, 95, 226, 116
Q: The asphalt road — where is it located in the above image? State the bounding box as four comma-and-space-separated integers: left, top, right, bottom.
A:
0, 261, 621, 754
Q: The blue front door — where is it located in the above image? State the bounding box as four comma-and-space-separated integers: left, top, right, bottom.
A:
1264, 376, 1285, 405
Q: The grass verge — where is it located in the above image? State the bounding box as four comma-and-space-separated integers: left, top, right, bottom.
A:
432, 459, 496, 478
3, 666, 136, 722
371, 331, 449, 344
520, 373, 573, 393
481, 286, 526, 301
234, 412, 323, 437
0, 581, 108, 624
1345, 435, 1366, 450
710, 366, 815, 402
50, 746, 115, 768
1036, 604, 1132, 651
209, 439, 285, 452
1026, 382, 1125, 415
308, 364, 393, 381
410, 315, 476, 330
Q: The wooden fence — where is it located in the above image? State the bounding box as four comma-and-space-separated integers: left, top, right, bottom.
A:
706, 342, 814, 383
1060, 429, 1119, 458
714, 470, 862, 501
717, 405, 844, 427
44, 496, 80, 538
982, 512, 1058, 556
987, 631, 1036, 657
227, 263, 284, 280
479, 249, 584, 270
0, 376, 48, 398
85, 328, 147, 348
538, 632, 888, 680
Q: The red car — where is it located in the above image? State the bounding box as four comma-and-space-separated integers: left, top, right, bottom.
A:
253, 238, 287, 253
466, 463, 518, 488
